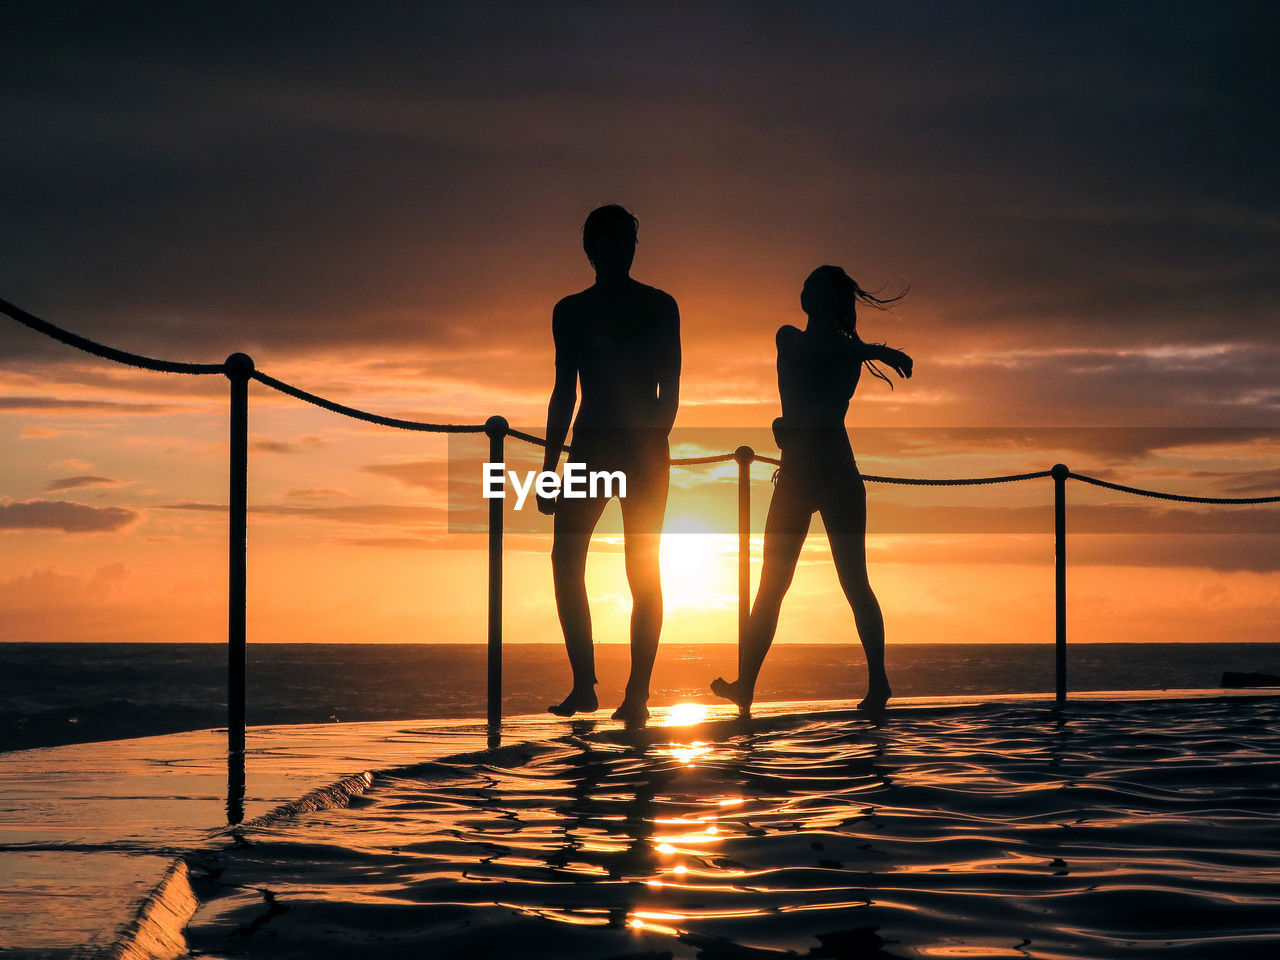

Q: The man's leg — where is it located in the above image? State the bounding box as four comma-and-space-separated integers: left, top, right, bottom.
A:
614, 461, 670, 726
548, 491, 610, 716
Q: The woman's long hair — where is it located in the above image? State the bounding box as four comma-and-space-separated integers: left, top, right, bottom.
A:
803, 265, 908, 388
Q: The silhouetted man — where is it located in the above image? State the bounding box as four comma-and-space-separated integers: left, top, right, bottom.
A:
538, 205, 681, 726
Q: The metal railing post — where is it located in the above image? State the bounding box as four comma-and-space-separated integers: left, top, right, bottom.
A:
485, 416, 508, 734
1051, 463, 1069, 704
734, 446, 754, 675
224, 353, 253, 758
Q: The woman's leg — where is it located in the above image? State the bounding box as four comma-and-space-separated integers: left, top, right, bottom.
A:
821, 473, 891, 710
712, 473, 812, 712
548, 491, 610, 716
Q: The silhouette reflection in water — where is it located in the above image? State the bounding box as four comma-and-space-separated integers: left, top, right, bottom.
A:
226, 747, 245, 825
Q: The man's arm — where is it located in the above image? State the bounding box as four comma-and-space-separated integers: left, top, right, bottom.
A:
655, 295, 681, 434
538, 302, 577, 513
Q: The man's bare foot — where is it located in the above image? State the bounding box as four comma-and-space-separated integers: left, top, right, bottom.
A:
548, 688, 598, 717
711, 677, 753, 715
611, 699, 649, 729
858, 682, 891, 712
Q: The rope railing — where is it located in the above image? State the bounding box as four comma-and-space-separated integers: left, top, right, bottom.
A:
5, 298, 1279, 777
1067, 471, 1280, 505
862, 469, 1053, 486
669, 452, 739, 465
507, 426, 555, 448
250, 368, 487, 434
0, 296, 225, 375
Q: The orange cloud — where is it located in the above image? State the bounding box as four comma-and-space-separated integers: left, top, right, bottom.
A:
0, 396, 180, 414
44, 476, 121, 492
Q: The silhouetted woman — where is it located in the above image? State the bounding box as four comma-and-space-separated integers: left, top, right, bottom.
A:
712, 266, 910, 714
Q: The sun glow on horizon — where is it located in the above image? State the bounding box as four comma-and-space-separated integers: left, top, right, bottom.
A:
663, 702, 709, 726
659, 525, 736, 611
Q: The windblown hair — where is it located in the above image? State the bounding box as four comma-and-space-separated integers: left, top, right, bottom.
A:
804, 265, 908, 388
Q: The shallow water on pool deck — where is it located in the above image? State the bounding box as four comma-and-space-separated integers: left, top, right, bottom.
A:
188, 697, 1280, 959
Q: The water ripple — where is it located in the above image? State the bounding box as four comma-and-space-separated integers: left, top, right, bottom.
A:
187, 698, 1280, 959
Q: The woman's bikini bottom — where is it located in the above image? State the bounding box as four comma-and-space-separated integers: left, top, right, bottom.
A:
772, 417, 863, 510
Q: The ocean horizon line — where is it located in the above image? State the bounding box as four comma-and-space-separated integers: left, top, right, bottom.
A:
5, 638, 1278, 646
7, 641, 1277, 753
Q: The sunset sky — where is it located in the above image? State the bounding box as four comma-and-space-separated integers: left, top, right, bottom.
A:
2, 2, 1277, 648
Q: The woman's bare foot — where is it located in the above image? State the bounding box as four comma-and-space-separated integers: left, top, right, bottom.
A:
610, 698, 649, 729
858, 681, 891, 712
548, 688, 598, 717
711, 677, 753, 715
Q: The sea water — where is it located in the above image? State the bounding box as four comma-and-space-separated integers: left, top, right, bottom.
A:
4, 642, 1279, 752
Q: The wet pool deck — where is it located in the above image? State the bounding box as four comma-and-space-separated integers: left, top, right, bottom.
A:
3, 688, 1276, 958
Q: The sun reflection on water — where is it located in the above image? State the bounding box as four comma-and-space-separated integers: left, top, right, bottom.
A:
665, 741, 712, 765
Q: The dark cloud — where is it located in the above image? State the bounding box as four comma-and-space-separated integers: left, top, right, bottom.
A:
847, 425, 1280, 464
870, 533, 1280, 573
834, 501, 1280, 537
0, 362, 227, 399
1, 0, 1275, 389
286, 487, 353, 499
249, 435, 327, 454
160, 501, 444, 524
1219, 468, 1280, 495
362, 460, 445, 489
916, 345, 1280, 428
0, 395, 179, 414
44, 475, 120, 491
866, 503, 1280, 536
0, 499, 138, 532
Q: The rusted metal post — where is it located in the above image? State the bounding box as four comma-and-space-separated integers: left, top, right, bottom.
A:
735, 446, 754, 676
1051, 463, 1069, 704
224, 353, 253, 759
485, 416, 508, 735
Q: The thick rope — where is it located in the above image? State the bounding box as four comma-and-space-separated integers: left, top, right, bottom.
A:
1069, 471, 1280, 505
862, 469, 1054, 486
749, 454, 1049, 486
1, 297, 224, 375
249, 371, 485, 433
507, 427, 559, 449
671, 453, 738, 465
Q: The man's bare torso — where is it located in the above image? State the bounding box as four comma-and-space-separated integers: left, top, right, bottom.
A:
554, 278, 680, 436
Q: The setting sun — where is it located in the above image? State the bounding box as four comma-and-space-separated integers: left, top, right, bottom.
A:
659, 526, 738, 611
663, 703, 709, 726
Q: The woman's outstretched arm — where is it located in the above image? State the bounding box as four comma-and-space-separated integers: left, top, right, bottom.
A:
864, 342, 913, 379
